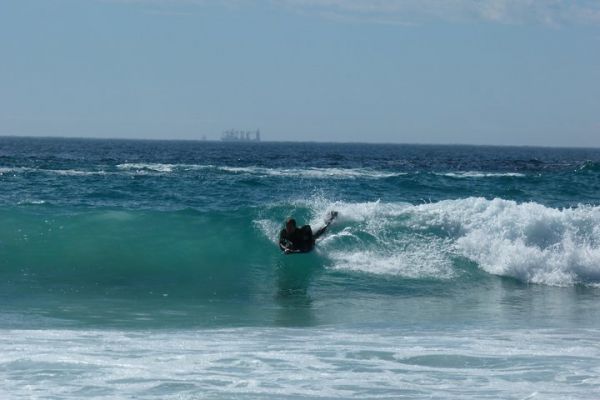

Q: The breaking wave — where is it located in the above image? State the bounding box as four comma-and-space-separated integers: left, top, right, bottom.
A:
258, 197, 600, 286
2, 198, 599, 290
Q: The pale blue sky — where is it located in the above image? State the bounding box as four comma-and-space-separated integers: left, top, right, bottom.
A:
1, 0, 599, 146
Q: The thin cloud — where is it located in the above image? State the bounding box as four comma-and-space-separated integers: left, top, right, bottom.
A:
103, 0, 248, 5
277, 0, 600, 26
143, 8, 195, 16
103, 0, 600, 25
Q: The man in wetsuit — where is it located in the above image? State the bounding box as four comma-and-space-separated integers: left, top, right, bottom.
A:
278, 212, 337, 254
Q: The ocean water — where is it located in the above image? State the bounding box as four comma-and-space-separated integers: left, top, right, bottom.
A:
1, 137, 600, 399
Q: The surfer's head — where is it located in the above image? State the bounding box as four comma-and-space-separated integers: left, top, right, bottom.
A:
285, 218, 297, 233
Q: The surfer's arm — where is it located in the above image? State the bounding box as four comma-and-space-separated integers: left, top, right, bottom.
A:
313, 225, 328, 240
313, 211, 338, 240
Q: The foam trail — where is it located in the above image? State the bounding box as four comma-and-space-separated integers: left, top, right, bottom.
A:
117, 163, 175, 173
437, 171, 526, 178
112, 164, 405, 179
219, 166, 405, 179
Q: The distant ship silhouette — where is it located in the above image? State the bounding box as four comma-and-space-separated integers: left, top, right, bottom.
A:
221, 129, 261, 142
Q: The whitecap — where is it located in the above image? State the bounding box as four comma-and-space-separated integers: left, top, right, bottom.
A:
409, 198, 600, 286
266, 197, 600, 286
116, 163, 175, 173
437, 171, 526, 178
219, 166, 404, 179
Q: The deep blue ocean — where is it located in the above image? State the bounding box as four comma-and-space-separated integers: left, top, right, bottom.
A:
1, 137, 600, 399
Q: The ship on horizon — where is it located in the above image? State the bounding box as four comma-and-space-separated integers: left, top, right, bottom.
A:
221, 129, 261, 142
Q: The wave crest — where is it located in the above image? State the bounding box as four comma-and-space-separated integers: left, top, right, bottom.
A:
3, 198, 599, 288
269, 197, 600, 286
578, 160, 600, 172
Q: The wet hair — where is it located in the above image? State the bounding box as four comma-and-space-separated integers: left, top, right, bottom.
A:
286, 218, 296, 227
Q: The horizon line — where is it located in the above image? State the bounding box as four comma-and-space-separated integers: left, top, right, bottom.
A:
0, 134, 599, 151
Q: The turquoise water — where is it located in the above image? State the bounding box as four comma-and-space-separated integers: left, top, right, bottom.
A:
1, 137, 600, 398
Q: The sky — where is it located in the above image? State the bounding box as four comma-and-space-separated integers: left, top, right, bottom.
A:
1, 0, 599, 146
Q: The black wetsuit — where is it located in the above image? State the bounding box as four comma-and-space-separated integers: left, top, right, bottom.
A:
278, 213, 335, 253
279, 225, 314, 253
279, 222, 330, 253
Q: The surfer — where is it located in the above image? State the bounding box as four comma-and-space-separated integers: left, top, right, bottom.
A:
279, 211, 337, 254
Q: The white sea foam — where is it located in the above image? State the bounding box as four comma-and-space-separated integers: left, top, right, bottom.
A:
17, 199, 46, 205
410, 198, 600, 286
0, 166, 29, 175
1, 166, 107, 176
318, 200, 457, 280
327, 243, 455, 279
47, 169, 107, 176
277, 197, 600, 286
4, 163, 170, 175
437, 171, 526, 178
117, 163, 175, 173
220, 166, 404, 179
1, 327, 598, 399
258, 199, 456, 280
4, 163, 403, 179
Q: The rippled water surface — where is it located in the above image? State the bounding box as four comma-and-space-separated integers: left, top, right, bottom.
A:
1, 137, 599, 398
